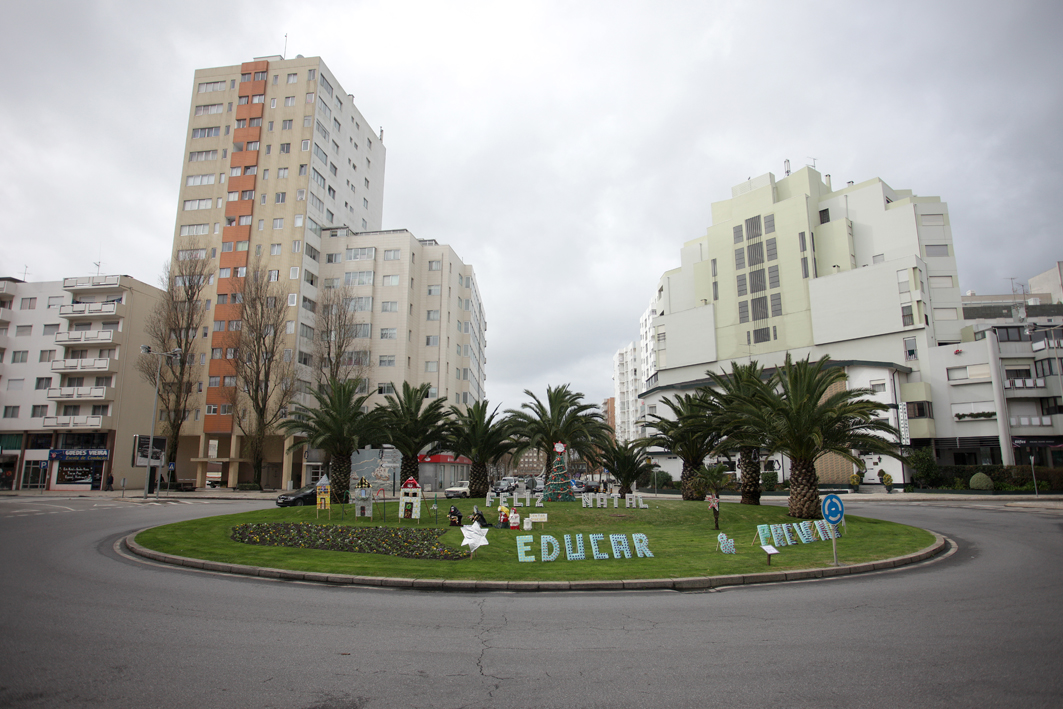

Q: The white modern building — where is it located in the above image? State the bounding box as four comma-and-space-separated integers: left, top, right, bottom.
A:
637, 166, 966, 485
612, 342, 639, 442
1029, 262, 1063, 305
0, 275, 166, 491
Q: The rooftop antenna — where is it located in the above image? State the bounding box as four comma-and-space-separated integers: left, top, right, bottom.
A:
283, 33, 288, 59
93, 261, 102, 275
807, 157, 817, 169
21, 265, 30, 281
1006, 277, 1020, 301
784, 158, 791, 176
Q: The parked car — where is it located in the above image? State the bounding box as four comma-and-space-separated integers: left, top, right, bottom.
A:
276, 483, 317, 507
491, 476, 520, 493
569, 479, 587, 494
445, 480, 471, 498
581, 480, 602, 493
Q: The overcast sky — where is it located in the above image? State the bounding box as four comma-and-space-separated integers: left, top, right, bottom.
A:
2, 0, 1061, 412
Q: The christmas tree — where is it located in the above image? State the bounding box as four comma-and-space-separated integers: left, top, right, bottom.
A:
542, 442, 575, 502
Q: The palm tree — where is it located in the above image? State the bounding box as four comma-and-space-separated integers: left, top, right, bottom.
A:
441, 400, 515, 498
695, 464, 729, 529
278, 378, 382, 504
505, 384, 611, 476
702, 361, 772, 506
642, 392, 725, 501
377, 381, 451, 484
735, 355, 900, 519
597, 436, 656, 497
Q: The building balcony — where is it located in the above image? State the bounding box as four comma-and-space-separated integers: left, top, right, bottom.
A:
1009, 416, 1053, 428
46, 386, 115, 402
51, 358, 116, 373
55, 329, 116, 344
62, 275, 125, 293
42, 415, 112, 430
59, 302, 125, 319
997, 341, 1033, 356
1003, 378, 1046, 392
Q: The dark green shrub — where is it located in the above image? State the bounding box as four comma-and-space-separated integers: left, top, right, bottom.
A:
237, 482, 262, 491
906, 447, 942, 488
969, 472, 994, 490
761, 471, 778, 492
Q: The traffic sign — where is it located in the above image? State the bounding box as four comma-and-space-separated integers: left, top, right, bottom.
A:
168, 462, 176, 472
822, 494, 844, 525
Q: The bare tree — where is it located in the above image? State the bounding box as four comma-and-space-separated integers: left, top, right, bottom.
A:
137, 245, 213, 483
224, 259, 296, 488
311, 285, 372, 390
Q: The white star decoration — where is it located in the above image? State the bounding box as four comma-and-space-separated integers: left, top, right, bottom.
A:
460, 522, 490, 554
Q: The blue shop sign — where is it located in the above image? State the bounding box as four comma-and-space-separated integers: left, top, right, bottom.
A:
49, 449, 110, 461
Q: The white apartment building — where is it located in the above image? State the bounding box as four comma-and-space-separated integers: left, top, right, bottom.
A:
1029, 262, 1063, 305
638, 167, 965, 485
612, 342, 639, 442
169, 56, 485, 490
0, 275, 165, 491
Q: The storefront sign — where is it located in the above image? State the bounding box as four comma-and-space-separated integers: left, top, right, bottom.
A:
49, 449, 109, 461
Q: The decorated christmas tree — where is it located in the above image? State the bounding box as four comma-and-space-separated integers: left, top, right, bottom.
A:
542, 442, 575, 502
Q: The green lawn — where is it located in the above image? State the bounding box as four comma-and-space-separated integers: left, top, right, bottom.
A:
135, 498, 935, 581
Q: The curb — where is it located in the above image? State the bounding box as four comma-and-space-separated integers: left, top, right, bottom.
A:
123, 530, 949, 593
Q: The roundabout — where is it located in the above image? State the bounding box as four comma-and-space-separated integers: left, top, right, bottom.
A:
1, 493, 1061, 708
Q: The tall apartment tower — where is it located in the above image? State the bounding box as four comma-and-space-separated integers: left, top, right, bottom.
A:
640, 167, 963, 485
612, 342, 639, 442
170, 56, 484, 490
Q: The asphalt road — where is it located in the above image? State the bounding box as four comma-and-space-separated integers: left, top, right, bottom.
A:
0, 495, 1060, 709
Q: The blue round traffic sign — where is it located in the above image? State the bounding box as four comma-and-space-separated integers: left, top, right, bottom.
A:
822, 494, 845, 525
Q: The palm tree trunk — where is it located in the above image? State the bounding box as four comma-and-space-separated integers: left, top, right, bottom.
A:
787, 458, 820, 519
469, 462, 489, 497
680, 461, 700, 501
712, 507, 719, 530
330, 454, 352, 505
400, 455, 419, 484
739, 447, 761, 505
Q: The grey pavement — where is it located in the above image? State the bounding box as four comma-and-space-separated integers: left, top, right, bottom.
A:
0, 495, 1061, 708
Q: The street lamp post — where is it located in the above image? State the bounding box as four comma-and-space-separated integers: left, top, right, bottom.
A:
141, 346, 182, 499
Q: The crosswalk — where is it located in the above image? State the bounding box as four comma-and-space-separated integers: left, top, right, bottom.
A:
1, 499, 218, 518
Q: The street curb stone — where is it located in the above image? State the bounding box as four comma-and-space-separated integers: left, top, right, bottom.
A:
123, 530, 948, 593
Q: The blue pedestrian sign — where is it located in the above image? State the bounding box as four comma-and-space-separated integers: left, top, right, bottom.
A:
822, 494, 844, 525
168, 462, 176, 472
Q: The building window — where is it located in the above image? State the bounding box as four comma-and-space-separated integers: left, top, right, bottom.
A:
753, 327, 770, 344
768, 265, 780, 289
382, 275, 400, 286
747, 242, 764, 267
819, 208, 830, 224
738, 301, 749, 323
734, 247, 745, 270
906, 401, 932, 419
426, 310, 440, 321
3, 406, 19, 419
20, 298, 36, 310
344, 271, 374, 286
380, 328, 397, 339
749, 269, 766, 293
733, 225, 743, 244
425, 361, 438, 372
378, 383, 395, 395
764, 214, 775, 234
801, 257, 809, 279
903, 337, 918, 361
798, 232, 807, 252
765, 237, 777, 261
381, 301, 398, 312
426, 336, 439, 346
736, 274, 747, 297
428, 260, 442, 271
925, 244, 949, 257
384, 249, 401, 260
379, 355, 395, 367
770, 293, 782, 317
751, 296, 768, 320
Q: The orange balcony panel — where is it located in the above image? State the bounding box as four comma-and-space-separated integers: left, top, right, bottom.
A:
233, 126, 261, 143
228, 175, 256, 192
225, 200, 254, 218
222, 225, 252, 242
204, 415, 233, 434
214, 303, 241, 321
246, 80, 267, 94
219, 251, 249, 269
242, 60, 269, 73
205, 388, 233, 405
208, 358, 236, 377
235, 103, 264, 120
229, 150, 259, 168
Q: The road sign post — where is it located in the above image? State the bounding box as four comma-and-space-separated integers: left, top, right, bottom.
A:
822, 494, 845, 566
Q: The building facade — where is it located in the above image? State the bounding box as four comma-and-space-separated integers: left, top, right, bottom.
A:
612, 342, 639, 442
169, 56, 485, 490
638, 167, 965, 485
0, 275, 165, 491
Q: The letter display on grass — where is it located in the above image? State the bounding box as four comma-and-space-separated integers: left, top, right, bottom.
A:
515, 533, 653, 562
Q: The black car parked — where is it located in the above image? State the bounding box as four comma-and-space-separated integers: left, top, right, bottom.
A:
276, 483, 317, 507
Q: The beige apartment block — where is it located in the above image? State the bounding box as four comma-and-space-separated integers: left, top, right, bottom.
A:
168, 56, 485, 490
0, 275, 165, 491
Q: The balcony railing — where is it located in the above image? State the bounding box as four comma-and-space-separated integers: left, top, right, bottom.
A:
62, 275, 122, 290
51, 358, 114, 372
1010, 416, 1053, 427
59, 302, 120, 318
1003, 378, 1046, 389
46, 386, 113, 401
55, 330, 115, 344
43, 415, 105, 429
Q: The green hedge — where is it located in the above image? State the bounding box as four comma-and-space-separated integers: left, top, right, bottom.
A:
931, 465, 1062, 491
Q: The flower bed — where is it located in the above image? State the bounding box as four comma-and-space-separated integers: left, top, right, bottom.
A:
231, 522, 470, 560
